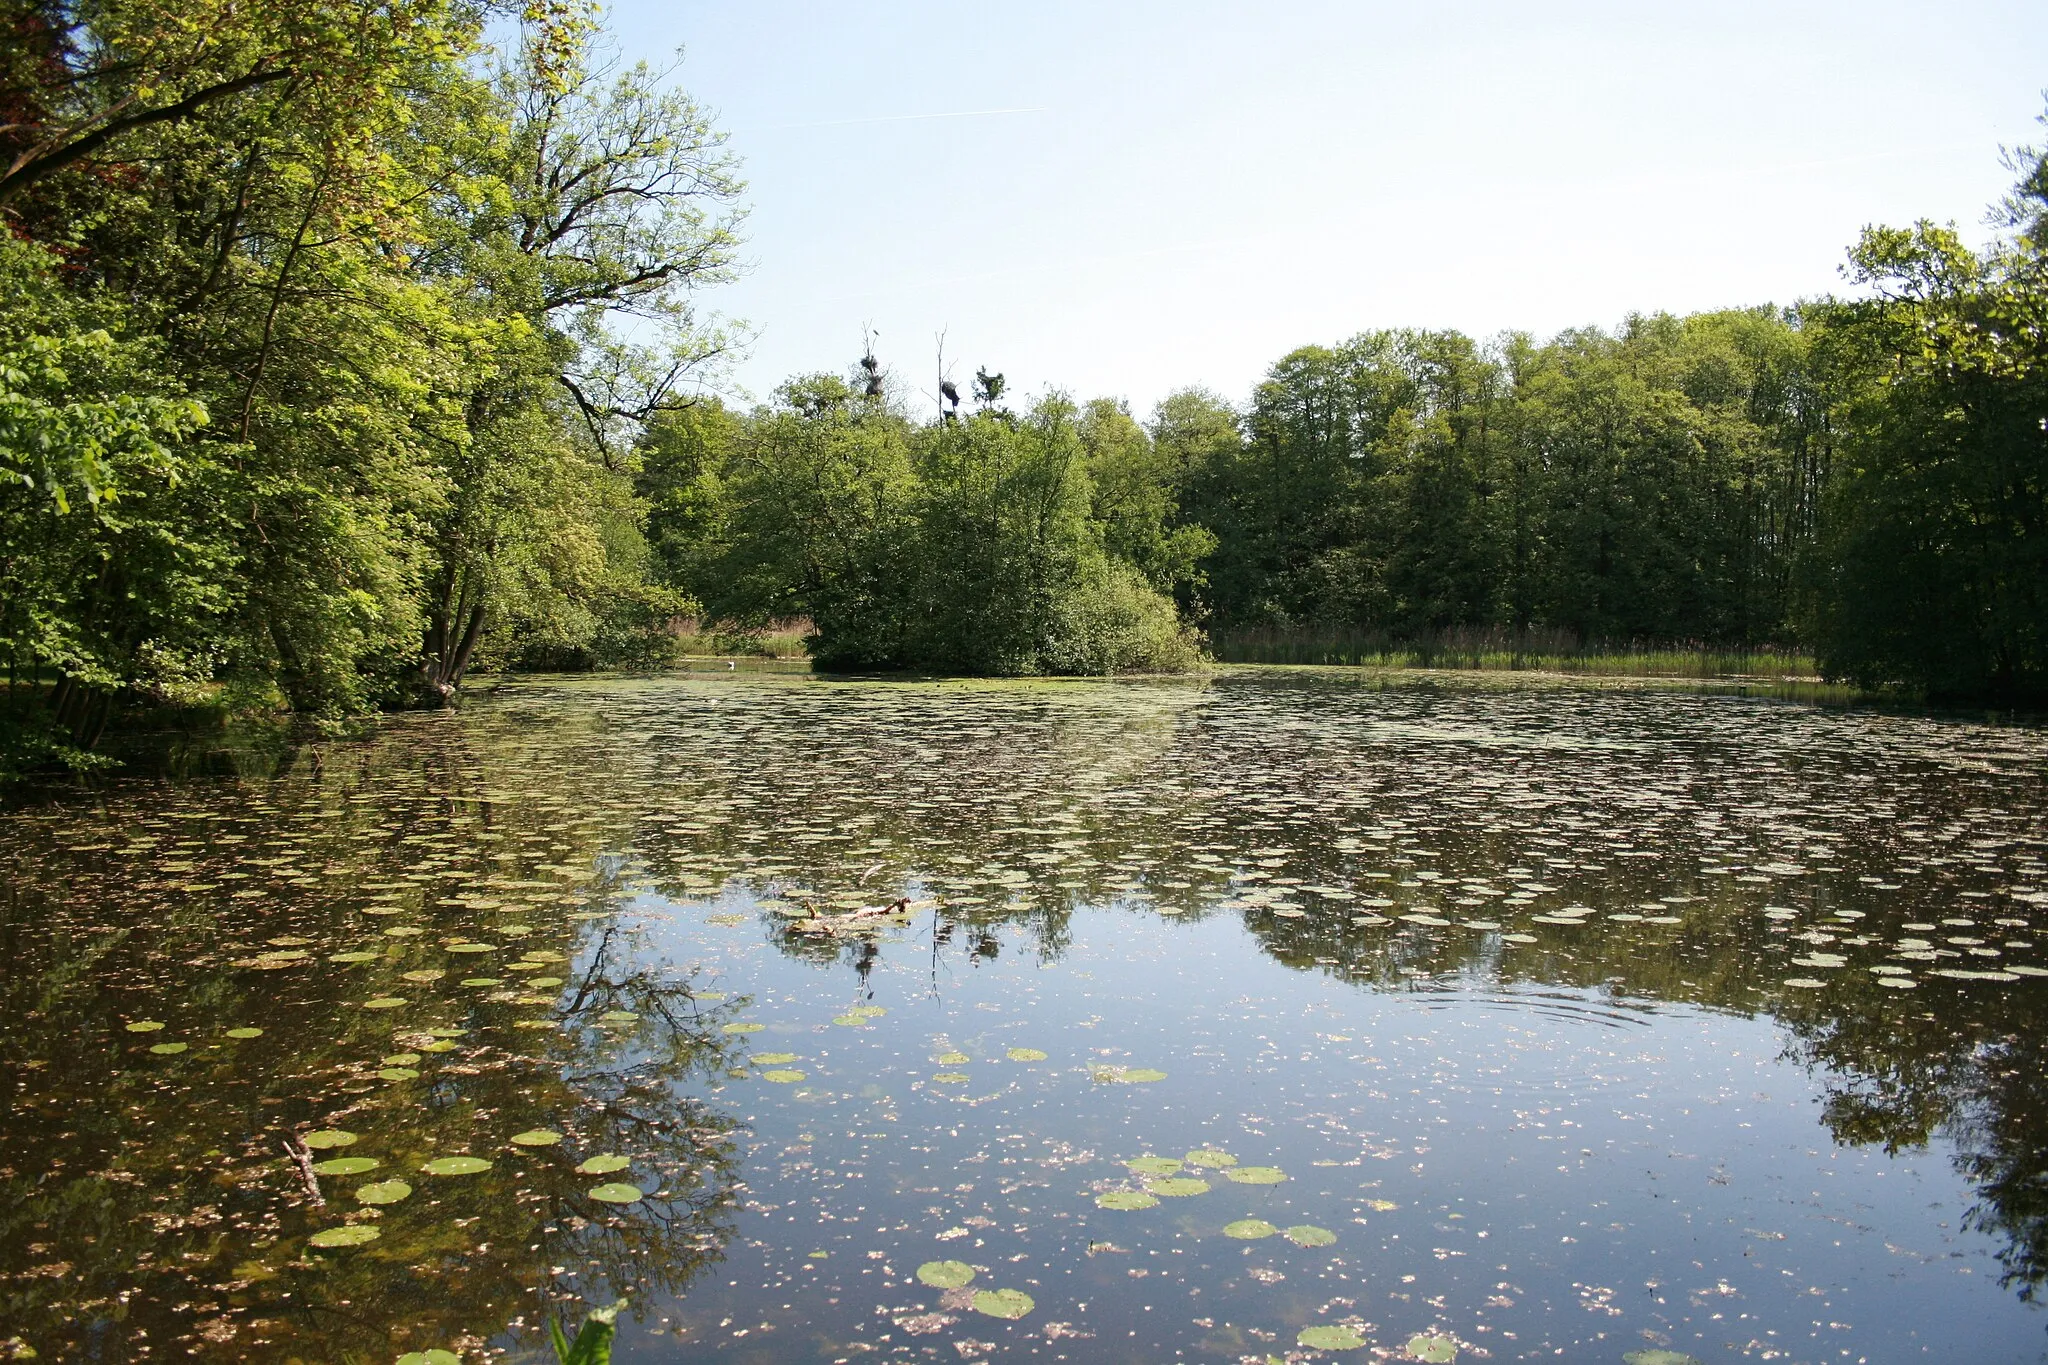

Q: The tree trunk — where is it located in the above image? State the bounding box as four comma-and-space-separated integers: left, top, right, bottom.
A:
417, 565, 485, 707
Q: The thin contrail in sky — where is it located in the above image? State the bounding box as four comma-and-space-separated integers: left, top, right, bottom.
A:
753, 107, 1048, 132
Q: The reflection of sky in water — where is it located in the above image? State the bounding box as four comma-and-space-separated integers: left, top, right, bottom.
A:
635, 902, 2044, 1363
2, 671, 2046, 1363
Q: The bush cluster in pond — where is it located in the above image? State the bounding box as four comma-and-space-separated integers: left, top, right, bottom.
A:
642, 381, 1201, 676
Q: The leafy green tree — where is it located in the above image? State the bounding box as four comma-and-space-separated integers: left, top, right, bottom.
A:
0, 239, 219, 763
1077, 397, 1215, 599
1805, 169, 2048, 702
409, 29, 745, 700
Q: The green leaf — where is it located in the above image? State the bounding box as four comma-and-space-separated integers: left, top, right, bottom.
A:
307, 1224, 381, 1248
1297, 1324, 1368, 1350
971, 1288, 1034, 1319
300, 1130, 357, 1150
552, 1300, 626, 1365
1094, 1190, 1158, 1210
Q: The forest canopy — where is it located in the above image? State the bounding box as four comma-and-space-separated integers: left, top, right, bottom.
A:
1, 1, 2044, 776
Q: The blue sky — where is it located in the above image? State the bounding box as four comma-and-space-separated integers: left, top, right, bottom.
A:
606, 0, 2048, 415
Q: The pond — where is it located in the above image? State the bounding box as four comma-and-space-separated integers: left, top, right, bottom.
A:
3, 670, 2047, 1364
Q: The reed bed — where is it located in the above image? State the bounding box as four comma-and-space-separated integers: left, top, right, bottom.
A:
1210, 625, 1816, 680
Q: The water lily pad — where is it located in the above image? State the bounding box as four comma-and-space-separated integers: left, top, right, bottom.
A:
301, 1130, 357, 1150
355, 1179, 411, 1205
312, 1156, 379, 1176
460, 978, 503, 987
831, 1014, 868, 1026
972, 1288, 1034, 1320
124, 1020, 165, 1033
1006, 1047, 1048, 1062
932, 1071, 971, 1083
600, 1010, 638, 1023
1226, 1166, 1286, 1185
420, 1156, 491, 1176
588, 1182, 643, 1204
1405, 1333, 1457, 1362
754, 1052, 800, 1065
577, 1154, 631, 1175
723, 1022, 765, 1034
382, 1052, 421, 1065
329, 951, 379, 963
363, 997, 407, 1010
308, 1224, 381, 1248
1284, 1224, 1337, 1246
1298, 1324, 1368, 1350
1185, 1149, 1238, 1168
376, 1067, 419, 1081
395, 1352, 461, 1365
762, 1069, 807, 1083
1147, 1176, 1210, 1197
1623, 1353, 1703, 1365
916, 1259, 975, 1288
225, 1027, 264, 1039
935, 1050, 970, 1065
1095, 1190, 1159, 1210
149, 1041, 188, 1055
1116, 1068, 1167, 1083
445, 942, 493, 953
1224, 1219, 1278, 1239
1127, 1155, 1183, 1175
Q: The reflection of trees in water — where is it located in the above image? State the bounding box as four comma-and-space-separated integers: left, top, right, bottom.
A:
1783, 995, 2048, 1303
0, 955, 747, 1361
14, 672, 2048, 1342
0, 767, 748, 1361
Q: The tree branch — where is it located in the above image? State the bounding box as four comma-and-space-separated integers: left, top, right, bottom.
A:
0, 66, 292, 204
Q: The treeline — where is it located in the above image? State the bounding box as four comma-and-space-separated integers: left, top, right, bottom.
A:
1, 0, 2044, 779
640, 161, 2047, 704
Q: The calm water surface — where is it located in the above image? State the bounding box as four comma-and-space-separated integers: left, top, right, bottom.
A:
4, 671, 2047, 1365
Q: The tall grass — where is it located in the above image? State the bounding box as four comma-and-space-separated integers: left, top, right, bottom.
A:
1210, 624, 1816, 680
673, 618, 814, 660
